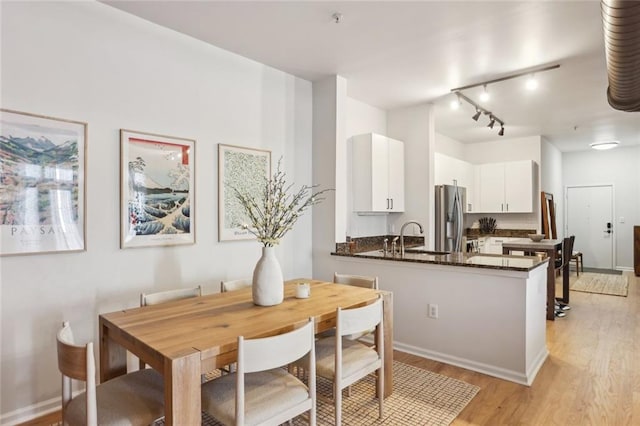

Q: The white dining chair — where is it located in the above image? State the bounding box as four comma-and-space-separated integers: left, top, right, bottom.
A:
201, 318, 317, 426
139, 285, 202, 371
56, 321, 164, 426
319, 273, 379, 341
333, 273, 379, 290
220, 278, 252, 293
140, 285, 202, 306
315, 296, 384, 425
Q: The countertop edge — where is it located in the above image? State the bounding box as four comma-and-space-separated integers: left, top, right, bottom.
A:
331, 251, 549, 272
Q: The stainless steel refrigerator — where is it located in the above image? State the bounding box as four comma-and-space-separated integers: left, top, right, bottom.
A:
435, 184, 467, 252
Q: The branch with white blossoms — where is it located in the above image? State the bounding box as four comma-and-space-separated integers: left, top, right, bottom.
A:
231, 159, 332, 247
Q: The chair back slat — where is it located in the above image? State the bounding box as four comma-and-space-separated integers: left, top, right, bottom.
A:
140, 285, 202, 306
57, 322, 87, 381
220, 279, 252, 293
338, 297, 383, 337
241, 319, 315, 373
334, 273, 378, 289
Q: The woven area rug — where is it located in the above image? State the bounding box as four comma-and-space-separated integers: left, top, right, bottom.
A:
165, 361, 479, 426
570, 272, 628, 297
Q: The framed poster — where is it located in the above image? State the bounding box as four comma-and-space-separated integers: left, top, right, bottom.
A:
218, 144, 271, 242
120, 130, 195, 248
0, 109, 87, 256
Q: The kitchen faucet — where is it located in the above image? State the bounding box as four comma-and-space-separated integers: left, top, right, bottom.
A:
400, 220, 424, 257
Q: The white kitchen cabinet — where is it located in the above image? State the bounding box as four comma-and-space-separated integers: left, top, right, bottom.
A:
477, 160, 534, 213
434, 153, 476, 211
351, 133, 405, 213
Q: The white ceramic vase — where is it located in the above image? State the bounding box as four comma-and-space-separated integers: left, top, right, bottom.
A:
252, 246, 284, 306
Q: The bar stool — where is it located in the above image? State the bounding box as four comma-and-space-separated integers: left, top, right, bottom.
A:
572, 251, 583, 276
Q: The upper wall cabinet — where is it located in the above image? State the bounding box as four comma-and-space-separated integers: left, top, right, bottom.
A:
434, 153, 475, 211
477, 160, 535, 213
351, 133, 405, 213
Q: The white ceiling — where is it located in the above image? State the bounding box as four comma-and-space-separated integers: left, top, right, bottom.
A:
104, 1, 640, 152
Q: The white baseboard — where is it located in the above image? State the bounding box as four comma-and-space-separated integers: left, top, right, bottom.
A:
0, 396, 60, 426
394, 341, 538, 386
617, 266, 633, 272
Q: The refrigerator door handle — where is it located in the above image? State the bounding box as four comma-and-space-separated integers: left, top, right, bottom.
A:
453, 188, 463, 252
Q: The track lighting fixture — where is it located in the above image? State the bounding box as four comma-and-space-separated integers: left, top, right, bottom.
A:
451, 91, 505, 136
450, 63, 560, 93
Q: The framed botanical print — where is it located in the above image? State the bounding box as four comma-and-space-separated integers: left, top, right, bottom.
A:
120, 130, 195, 248
0, 109, 87, 256
218, 144, 271, 241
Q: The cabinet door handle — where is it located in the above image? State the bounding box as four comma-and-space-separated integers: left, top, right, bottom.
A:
506, 203, 509, 212
501, 204, 504, 212
391, 198, 394, 210
386, 198, 390, 209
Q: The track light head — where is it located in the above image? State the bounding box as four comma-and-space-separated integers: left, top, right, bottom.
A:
487, 116, 496, 129
450, 94, 461, 110
480, 85, 490, 102
498, 125, 505, 136
472, 109, 481, 121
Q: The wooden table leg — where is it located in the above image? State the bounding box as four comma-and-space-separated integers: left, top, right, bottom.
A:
379, 291, 394, 399
164, 351, 201, 425
562, 259, 570, 304
99, 319, 127, 382
546, 249, 556, 321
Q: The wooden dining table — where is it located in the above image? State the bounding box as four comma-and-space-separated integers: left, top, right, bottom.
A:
502, 238, 565, 321
99, 279, 393, 425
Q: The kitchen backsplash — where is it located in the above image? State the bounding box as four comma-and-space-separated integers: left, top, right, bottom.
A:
466, 228, 536, 238
335, 235, 425, 254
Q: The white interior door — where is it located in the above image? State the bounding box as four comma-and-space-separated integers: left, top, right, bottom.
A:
566, 185, 613, 269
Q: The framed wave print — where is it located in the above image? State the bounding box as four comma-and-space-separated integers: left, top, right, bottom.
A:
218, 144, 271, 242
0, 109, 87, 256
120, 129, 195, 248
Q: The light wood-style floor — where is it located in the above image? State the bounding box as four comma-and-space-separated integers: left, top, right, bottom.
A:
23, 271, 639, 426
397, 270, 640, 425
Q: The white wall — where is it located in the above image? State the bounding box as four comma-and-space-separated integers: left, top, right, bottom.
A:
345, 98, 388, 237
563, 146, 640, 269
387, 103, 434, 243
541, 139, 564, 236
435, 132, 467, 160
0, 2, 313, 422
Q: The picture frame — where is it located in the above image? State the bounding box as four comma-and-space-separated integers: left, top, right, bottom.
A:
0, 109, 87, 256
120, 129, 195, 248
218, 144, 271, 242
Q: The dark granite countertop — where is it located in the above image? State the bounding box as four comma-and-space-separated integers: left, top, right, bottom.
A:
332, 248, 548, 272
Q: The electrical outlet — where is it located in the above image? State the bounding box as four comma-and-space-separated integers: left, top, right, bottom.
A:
428, 304, 439, 319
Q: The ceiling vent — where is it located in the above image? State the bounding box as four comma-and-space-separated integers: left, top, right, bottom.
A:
601, 0, 640, 112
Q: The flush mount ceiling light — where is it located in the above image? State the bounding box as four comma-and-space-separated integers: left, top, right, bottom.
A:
590, 141, 619, 150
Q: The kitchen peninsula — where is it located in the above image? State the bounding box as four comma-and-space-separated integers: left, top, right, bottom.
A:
332, 248, 549, 385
